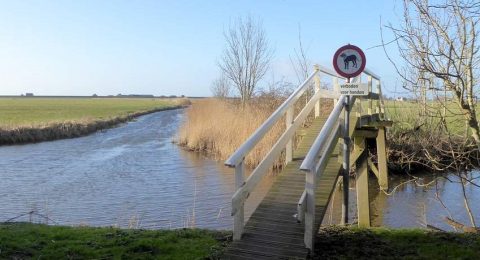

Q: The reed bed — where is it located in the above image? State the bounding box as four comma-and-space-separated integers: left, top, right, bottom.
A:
178, 99, 284, 168
178, 97, 333, 169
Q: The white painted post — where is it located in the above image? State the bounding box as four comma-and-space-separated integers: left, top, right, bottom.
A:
333, 77, 338, 105
314, 65, 320, 118
377, 81, 384, 118
367, 76, 373, 115
304, 170, 316, 251
233, 161, 245, 240
286, 107, 294, 164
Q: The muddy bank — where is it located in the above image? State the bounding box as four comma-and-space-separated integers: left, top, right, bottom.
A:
0, 106, 185, 145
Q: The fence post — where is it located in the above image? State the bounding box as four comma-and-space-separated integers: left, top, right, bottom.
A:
314, 65, 320, 118
233, 161, 245, 240
367, 76, 373, 115
377, 80, 385, 119
304, 169, 316, 251
286, 107, 294, 163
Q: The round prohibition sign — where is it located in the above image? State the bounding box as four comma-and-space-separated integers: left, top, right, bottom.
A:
333, 44, 366, 78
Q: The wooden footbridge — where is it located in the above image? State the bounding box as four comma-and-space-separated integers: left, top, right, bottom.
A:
223, 65, 392, 259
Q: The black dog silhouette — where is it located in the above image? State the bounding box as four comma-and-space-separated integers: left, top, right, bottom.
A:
340, 53, 357, 69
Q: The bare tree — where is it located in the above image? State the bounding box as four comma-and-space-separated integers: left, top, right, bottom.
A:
218, 16, 273, 104
384, 0, 480, 229
289, 26, 314, 106
385, 0, 480, 148
210, 74, 231, 99
290, 26, 311, 85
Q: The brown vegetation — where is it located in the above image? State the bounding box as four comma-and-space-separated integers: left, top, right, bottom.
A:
177, 97, 333, 169
386, 127, 480, 174
178, 98, 285, 168
384, 101, 480, 174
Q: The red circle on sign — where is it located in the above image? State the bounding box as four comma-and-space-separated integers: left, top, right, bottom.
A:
332, 44, 366, 78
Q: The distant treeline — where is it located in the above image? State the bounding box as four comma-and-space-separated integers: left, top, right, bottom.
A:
0, 95, 207, 99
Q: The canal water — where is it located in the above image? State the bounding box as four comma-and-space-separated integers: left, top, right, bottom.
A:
0, 109, 478, 231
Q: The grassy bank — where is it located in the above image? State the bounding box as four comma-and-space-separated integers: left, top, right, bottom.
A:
0, 98, 189, 145
0, 223, 230, 259
1, 223, 479, 259
315, 226, 480, 259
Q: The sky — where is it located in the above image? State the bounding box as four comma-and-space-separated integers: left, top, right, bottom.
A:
0, 0, 406, 97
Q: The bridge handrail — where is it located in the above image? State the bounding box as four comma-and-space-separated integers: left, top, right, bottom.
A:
225, 65, 348, 167
231, 88, 324, 215
297, 69, 384, 250
300, 95, 346, 171
363, 68, 381, 81
317, 65, 347, 79
224, 70, 318, 167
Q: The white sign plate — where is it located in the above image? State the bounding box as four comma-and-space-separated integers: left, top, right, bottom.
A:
339, 83, 368, 96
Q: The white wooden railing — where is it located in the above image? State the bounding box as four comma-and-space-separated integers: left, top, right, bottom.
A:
298, 69, 385, 250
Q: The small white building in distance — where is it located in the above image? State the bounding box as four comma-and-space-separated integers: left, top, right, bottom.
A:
396, 97, 405, 102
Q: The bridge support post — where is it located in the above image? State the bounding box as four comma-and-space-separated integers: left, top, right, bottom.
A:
355, 137, 370, 227
376, 127, 388, 191
314, 65, 320, 118
233, 161, 244, 240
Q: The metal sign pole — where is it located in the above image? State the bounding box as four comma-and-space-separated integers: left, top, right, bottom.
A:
342, 77, 351, 225
333, 44, 366, 225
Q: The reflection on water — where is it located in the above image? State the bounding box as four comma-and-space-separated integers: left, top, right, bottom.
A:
0, 109, 478, 231
323, 171, 480, 231
0, 109, 275, 230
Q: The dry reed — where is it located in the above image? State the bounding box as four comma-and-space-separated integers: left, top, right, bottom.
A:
177, 97, 334, 169
178, 99, 285, 168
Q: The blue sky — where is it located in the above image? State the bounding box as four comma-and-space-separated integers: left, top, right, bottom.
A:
0, 0, 405, 97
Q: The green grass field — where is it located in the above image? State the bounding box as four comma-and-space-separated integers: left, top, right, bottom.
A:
0, 98, 182, 128
0, 223, 228, 259
378, 100, 477, 135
